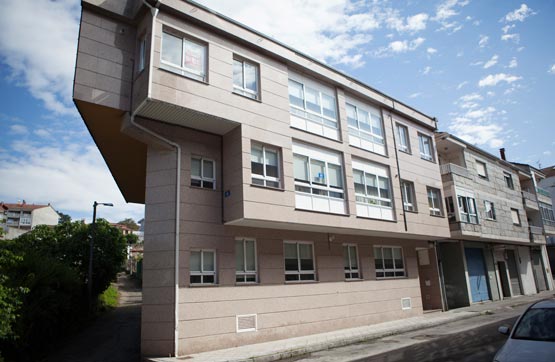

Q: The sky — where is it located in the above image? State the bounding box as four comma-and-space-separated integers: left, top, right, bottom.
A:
0, 0, 554, 222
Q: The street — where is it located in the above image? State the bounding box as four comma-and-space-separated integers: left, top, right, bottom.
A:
283, 304, 527, 362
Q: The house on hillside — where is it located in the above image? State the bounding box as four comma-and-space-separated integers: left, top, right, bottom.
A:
0, 201, 60, 239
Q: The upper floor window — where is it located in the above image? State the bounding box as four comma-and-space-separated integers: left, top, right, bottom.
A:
288, 74, 339, 140
236, 238, 257, 283
346, 101, 385, 155
511, 208, 521, 226
190, 249, 216, 285
401, 180, 417, 212
161, 31, 207, 82
284, 241, 315, 282
191, 157, 215, 189
396, 123, 411, 153
353, 159, 394, 221
418, 133, 434, 161
458, 195, 478, 224
476, 160, 488, 179
138, 35, 146, 72
343, 244, 360, 280
251, 144, 280, 188
484, 200, 496, 220
427, 187, 443, 216
233, 57, 259, 99
504, 172, 514, 189
539, 202, 555, 226
374, 246, 405, 278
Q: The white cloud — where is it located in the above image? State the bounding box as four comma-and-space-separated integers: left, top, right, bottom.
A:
9, 124, 28, 135
478, 73, 522, 87
0, 0, 80, 115
386, 12, 429, 33
375, 37, 425, 56
0, 141, 144, 222
504, 4, 536, 22
544, 150, 552, 156
549, 64, 555, 74
422, 66, 432, 75
483, 54, 499, 69
433, 0, 469, 32
478, 35, 489, 48
502, 24, 515, 33
409, 92, 422, 98
449, 118, 504, 148
508, 58, 518, 68
457, 81, 468, 89
501, 33, 520, 43
465, 106, 496, 119
427, 47, 438, 55
34, 129, 51, 138
459, 93, 483, 102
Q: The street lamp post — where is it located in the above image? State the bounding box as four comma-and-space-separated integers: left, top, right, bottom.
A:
88, 201, 113, 305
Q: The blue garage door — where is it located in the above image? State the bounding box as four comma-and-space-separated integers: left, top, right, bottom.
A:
464, 247, 491, 303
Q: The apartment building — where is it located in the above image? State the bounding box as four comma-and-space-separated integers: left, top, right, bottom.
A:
538, 166, 555, 274
434, 133, 553, 309
0, 201, 60, 239
73, 0, 451, 357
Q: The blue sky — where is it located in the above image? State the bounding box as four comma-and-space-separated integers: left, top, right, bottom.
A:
0, 0, 554, 222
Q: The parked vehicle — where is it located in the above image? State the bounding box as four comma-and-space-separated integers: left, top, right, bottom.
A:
494, 299, 555, 362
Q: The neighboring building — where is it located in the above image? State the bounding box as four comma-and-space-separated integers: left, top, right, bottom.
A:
538, 166, 555, 275
434, 133, 553, 309
74, 0, 451, 357
0, 201, 60, 239
111, 223, 134, 236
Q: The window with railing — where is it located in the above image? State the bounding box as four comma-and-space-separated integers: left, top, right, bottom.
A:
353, 159, 393, 220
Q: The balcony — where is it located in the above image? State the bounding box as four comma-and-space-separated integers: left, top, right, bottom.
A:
522, 190, 539, 211
530, 225, 543, 235
544, 220, 555, 236
439, 163, 471, 179
6, 212, 20, 218
537, 187, 551, 198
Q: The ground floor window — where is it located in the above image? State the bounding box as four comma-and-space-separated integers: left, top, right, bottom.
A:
374, 246, 405, 278
343, 244, 360, 279
284, 241, 315, 282
190, 249, 216, 284
236, 238, 257, 283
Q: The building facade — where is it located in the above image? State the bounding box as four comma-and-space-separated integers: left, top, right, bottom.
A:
0, 201, 60, 239
74, 0, 453, 357
435, 133, 553, 309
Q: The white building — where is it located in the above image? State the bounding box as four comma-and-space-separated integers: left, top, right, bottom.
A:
0, 201, 60, 239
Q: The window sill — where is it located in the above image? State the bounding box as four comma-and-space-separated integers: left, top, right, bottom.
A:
159, 67, 209, 86
356, 215, 397, 223
349, 143, 388, 158
250, 183, 285, 192
295, 208, 349, 217
485, 218, 497, 222
232, 90, 261, 103
289, 125, 343, 144
398, 149, 412, 155
429, 213, 445, 218
420, 157, 436, 163
345, 278, 364, 282
376, 276, 407, 280
190, 185, 217, 192
189, 283, 218, 287
285, 280, 319, 284
403, 209, 418, 214
235, 282, 259, 286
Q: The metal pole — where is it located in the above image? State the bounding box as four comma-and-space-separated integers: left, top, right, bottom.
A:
88, 201, 98, 305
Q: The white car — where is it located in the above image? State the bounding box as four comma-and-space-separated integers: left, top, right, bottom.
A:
494, 299, 555, 362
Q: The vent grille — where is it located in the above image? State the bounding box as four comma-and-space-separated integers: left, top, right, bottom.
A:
236, 314, 257, 333
401, 297, 412, 310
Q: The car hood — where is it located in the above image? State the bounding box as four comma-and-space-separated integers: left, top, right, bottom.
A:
495, 339, 555, 362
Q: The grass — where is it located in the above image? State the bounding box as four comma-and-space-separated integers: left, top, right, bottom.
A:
98, 284, 118, 311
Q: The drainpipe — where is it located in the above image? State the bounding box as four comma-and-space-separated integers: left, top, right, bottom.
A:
387, 103, 407, 232
133, 1, 182, 357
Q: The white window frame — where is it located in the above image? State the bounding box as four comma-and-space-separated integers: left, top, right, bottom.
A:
503, 172, 514, 189
251, 143, 280, 188
293, 156, 344, 199
233, 56, 259, 99
458, 195, 478, 224
475, 160, 488, 179
353, 168, 392, 208
345, 101, 385, 153
511, 208, 521, 226
343, 244, 360, 280
138, 34, 146, 72
427, 187, 443, 216
374, 246, 406, 279
190, 249, 216, 285
418, 133, 434, 161
540, 202, 555, 227
284, 241, 316, 282
160, 29, 207, 82
288, 76, 338, 129
191, 157, 216, 190
484, 200, 496, 221
401, 180, 417, 212
235, 238, 257, 284
396, 123, 411, 153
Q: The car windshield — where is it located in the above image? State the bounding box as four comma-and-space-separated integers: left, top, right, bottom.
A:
512, 308, 555, 342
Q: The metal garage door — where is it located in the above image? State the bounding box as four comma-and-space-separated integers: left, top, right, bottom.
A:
506, 249, 522, 296
464, 247, 491, 303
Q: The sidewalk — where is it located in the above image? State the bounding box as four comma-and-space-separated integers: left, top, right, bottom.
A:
149, 290, 554, 362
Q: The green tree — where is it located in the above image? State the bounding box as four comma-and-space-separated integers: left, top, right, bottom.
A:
117, 218, 139, 231
125, 233, 139, 245
57, 211, 72, 224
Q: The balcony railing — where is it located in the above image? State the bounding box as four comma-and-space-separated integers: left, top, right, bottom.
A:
522, 190, 537, 203
537, 187, 551, 198
6, 212, 20, 218
440, 163, 471, 179
529, 225, 543, 235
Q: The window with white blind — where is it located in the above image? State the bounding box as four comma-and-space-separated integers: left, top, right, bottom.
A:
418, 133, 434, 161
476, 160, 488, 179
236, 239, 257, 283
288, 73, 339, 140
345, 99, 385, 155
293, 142, 346, 214
190, 249, 216, 285
161, 30, 207, 82
353, 159, 394, 220
511, 208, 521, 226
374, 246, 405, 278
284, 241, 315, 282
343, 244, 360, 280
251, 144, 280, 188
191, 157, 215, 189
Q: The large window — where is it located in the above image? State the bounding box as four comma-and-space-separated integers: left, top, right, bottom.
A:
288, 74, 338, 140
511, 208, 521, 226
346, 101, 385, 155
484, 200, 496, 220
418, 133, 434, 161
396, 124, 411, 153
504, 172, 514, 189
284, 241, 315, 282
233, 57, 259, 99
191, 157, 215, 189
539, 202, 555, 227
251, 144, 280, 188
401, 180, 417, 212
161, 31, 207, 82
190, 249, 216, 285
458, 196, 478, 224
476, 160, 488, 179
343, 244, 360, 280
427, 187, 443, 216
293, 142, 345, 214
374, 246, 405, 278
353, 159, 393, 220
236, 239, 257, 283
